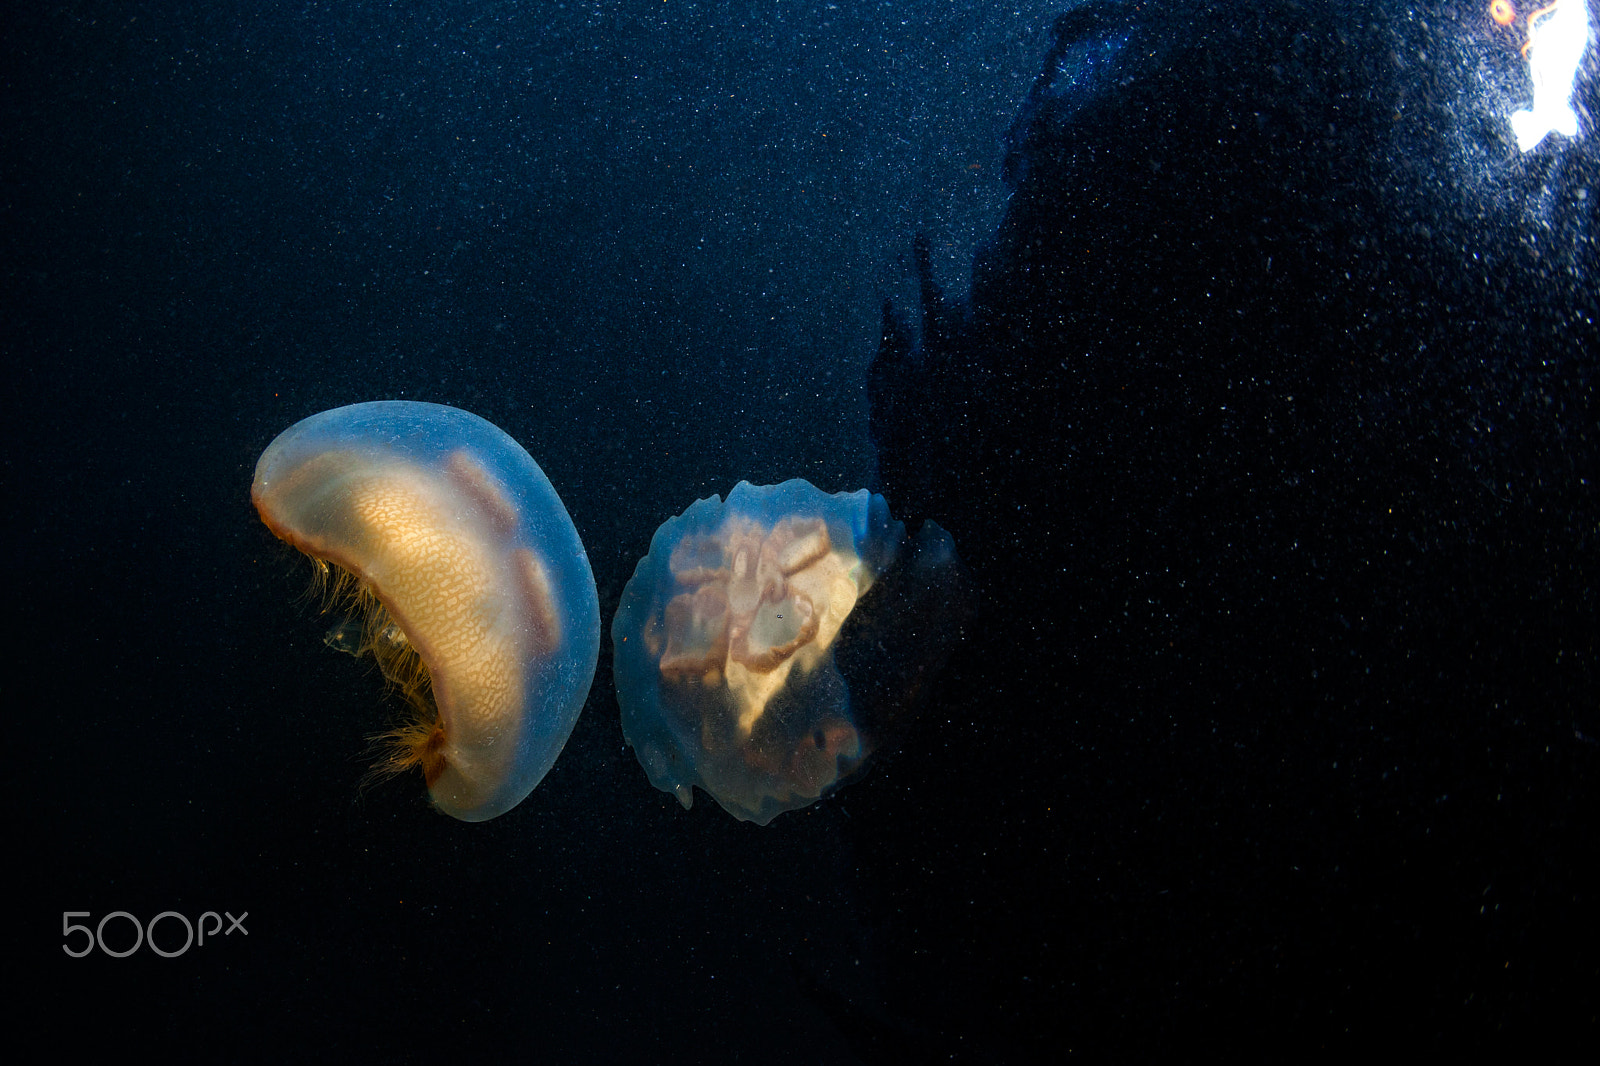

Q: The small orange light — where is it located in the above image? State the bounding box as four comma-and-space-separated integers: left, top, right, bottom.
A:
1490, 0, 1517, 25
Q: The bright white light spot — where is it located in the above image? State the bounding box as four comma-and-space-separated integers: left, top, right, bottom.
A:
1510, 0, 1593, 152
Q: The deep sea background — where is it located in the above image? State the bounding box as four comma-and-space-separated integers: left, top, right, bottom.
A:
6, 0, 1598, 1060
7, 1, 1060, 1059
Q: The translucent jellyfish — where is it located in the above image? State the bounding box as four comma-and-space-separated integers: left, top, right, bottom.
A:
252, 401, 600, 821
1510, 0, 1591, 152
612, 479, 968, 825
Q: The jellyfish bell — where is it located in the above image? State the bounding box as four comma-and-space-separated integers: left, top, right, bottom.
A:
252, 401, 600, 822
612, 479, 970, 825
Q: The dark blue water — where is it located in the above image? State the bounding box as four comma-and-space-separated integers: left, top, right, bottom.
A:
9, 0, 1599, 1059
